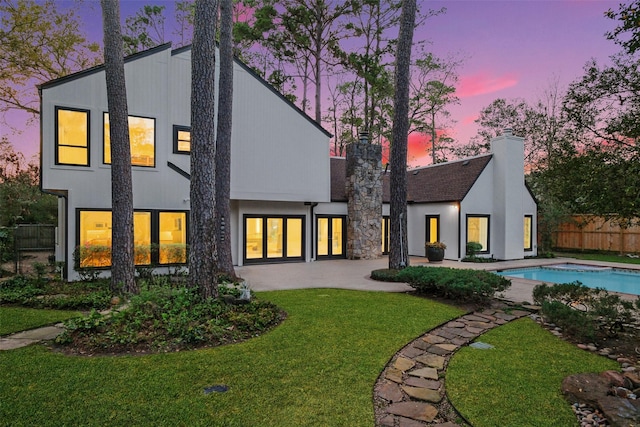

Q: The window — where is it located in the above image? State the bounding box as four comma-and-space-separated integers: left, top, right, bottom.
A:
466, 215, 490, 253
524, 215, 533, 251
77, 210, 188, 268
56, 107, 89, 166
173, 125, 191, 153
104, 113, 155, 167
244, 215, 304, 263
381, 216, 390, 255
317, 216, 345, 259
425, 215, 440, 244
159, 212, 187, 264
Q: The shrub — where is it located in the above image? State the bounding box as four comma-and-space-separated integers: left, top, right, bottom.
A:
396, 266, 510, 303
370, 269, 402, 282
466, 242, 483, 256
57, 284, 285, 353
534, 281, 640, 340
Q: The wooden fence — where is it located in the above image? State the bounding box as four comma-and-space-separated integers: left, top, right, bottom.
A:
553, 215, 640, 254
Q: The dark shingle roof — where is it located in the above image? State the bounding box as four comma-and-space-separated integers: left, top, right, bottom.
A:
330, 155, 493, 203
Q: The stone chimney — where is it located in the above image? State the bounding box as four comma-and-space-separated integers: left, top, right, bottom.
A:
346, 132, 383, 260
491, 128, 525, 260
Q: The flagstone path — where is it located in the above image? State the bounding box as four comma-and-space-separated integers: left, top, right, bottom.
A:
374, 303, 534, 427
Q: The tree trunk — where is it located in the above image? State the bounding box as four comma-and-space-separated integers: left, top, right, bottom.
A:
214, 0, 236, 280
101, 0, 137, 294
388, 0, 416, 270
190, 0, 219, 299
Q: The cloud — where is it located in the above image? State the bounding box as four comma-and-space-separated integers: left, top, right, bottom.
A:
457, 72, 519, 98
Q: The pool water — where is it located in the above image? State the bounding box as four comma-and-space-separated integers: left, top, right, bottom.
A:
496, 264, 640, 296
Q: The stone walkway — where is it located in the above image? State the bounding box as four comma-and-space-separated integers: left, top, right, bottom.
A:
374, 303, 533, 427
0, 324, 65, 350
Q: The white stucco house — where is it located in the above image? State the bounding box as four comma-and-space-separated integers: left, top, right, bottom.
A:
39, 43, 537, 281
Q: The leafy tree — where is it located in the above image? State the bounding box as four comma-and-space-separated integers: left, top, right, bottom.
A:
101, 0, 137, 294
409, 50, 461, 164
215, 0, 236, 279
564, 55, 640, 157
0, 137, 56, 227
0, 0, 99, 119
388, 0, 416, 270
605, 0, 640, 55
189, 0, 219, 299
122, 4, 167, 55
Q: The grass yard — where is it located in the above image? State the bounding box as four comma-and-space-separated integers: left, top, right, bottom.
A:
0, 307, 82, 336
558, 251, 640, 265
446, 317, 618, 427
0, 289, 463, 427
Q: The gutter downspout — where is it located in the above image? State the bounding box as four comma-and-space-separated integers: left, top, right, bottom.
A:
457, 202, 462, 260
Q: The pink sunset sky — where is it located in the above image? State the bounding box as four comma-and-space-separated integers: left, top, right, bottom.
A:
2, 0, 621, 167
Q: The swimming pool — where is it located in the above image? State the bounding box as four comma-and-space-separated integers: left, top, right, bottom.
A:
496, 264, 640, 296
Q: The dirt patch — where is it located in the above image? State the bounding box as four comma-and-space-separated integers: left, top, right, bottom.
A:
1, 251, 55, 277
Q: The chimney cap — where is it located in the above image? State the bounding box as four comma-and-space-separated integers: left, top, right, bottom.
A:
503, 127, 513, 136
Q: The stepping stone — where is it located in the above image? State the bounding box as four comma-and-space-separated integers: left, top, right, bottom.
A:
386, 367, 404, 383
435, 329, 458, 340
465, 321, 493, 330
473, 312, 497, 321
434, 343, 458, 352
425, 345, 450, 356
402, 346, 424, 358
404, 377, 441, 390
378, 414, 395, 427
511, 310, 531, 317
394, 357, 416, 372
401, 385, 442, 403
463, 314, 490, 323
451, 337, 470, 346
415, 354, 445, 369
398, 416, 425, 427
465, 326, 485, 335
408, 367, 438, 380
423, 334, 446, 344
446, 321, 465, 328
378, 381, 404, 402
494, 312, 516, 321
387, 401, 438, 422
414, 339, 430, 351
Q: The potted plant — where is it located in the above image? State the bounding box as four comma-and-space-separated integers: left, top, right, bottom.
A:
426, 241, 446, 262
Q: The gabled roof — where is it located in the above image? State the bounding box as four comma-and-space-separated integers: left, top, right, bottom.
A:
38, 43, 330, 137
330, 155, 493, 203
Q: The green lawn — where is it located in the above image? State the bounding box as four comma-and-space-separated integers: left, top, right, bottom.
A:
0, 289, 463, 427
447, 317, 618, 427
0, 307, 82, 336
558, 251, 640, 265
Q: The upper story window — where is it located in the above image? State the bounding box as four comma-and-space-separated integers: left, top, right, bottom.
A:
56, 107, 89, 166
103, 113, 156, 167
173, 125, 191, 154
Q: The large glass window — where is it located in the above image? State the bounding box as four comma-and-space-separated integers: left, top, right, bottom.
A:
104, 113, 155, 167
317, 216, 345, 259
56, 107, 89, 166
467, 215, 490, 253
524, 215, 533, 251
173, 125, 191, 153
159, 212, 187, 264
77, 210, 188, 268
244, 215, 304, 263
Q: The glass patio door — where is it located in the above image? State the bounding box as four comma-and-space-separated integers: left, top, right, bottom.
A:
317, 216, 346, 259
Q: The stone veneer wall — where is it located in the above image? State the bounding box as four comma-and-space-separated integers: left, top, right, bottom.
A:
346, 141, 383, 260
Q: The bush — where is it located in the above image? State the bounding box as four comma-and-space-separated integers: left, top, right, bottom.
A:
57, 284, 285, 353
466, 242, 483, 256
395, 266, 511, 303
0, 275, 111, 310
534, 281, 640, 340
370, 269, 402, 282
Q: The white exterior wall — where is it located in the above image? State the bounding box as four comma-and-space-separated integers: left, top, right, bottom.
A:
460, 164, 495, 258
407, 203, 460, 259
41, 46, 331, 280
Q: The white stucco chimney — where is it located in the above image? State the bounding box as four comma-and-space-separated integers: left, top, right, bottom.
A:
491, 128, 525, 260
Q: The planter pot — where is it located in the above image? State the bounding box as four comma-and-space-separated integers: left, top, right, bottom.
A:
426, 247, 445, 262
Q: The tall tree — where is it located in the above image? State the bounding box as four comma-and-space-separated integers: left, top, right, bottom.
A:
388, 0, 416, 270
0, 0, 99, 119
215, 0, 236, 279
189, 0, 219, 299
605, 0, 640, 55
101, 0, 136, 294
